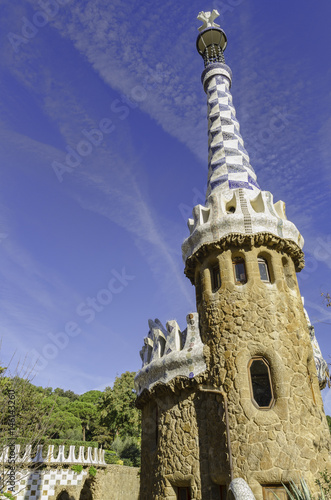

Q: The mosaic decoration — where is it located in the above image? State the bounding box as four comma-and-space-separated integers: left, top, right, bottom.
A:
11, 469, 87, 500
0, 445, 106, 500
229, 478, 256, 500
309, 325, 330, 389
135, 313, 206, 395
205, 67, 260, 201
0, 444, 106, 466
181, 61, 303, 262
303, 302, 330, 390
182, 187, 303, 263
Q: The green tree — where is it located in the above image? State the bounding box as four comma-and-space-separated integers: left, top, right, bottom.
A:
111, 436, 141, 467
46, 409, 82, 440
53, 388, 79, 402
0, 364, 56, 495
70, 391, 102, 441
99, 372, 141, 439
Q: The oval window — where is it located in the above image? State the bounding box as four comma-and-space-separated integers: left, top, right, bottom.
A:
249, 358, 274, 408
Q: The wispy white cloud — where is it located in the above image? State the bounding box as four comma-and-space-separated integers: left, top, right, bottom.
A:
22, 0, 325, 246
1, 0, 330, 397
71, 146, 195, 309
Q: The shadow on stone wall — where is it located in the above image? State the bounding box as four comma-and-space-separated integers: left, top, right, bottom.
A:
79, 479, 93, 500
56, 491, 75, 500
194, 390, 229, 498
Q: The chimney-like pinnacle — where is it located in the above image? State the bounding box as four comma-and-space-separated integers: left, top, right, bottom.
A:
196, 10, 227, 67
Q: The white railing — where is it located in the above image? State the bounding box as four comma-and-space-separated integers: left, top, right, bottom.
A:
0, 444, 106, 466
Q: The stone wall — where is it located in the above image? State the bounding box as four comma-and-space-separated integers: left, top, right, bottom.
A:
197, 242, 331, 498
138, 239, 331, 500
4, 465, 140, 500
91, 465, 140, 500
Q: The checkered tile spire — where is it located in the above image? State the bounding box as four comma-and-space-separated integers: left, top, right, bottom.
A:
182, 13, 304, 264
203, 63, 260, 200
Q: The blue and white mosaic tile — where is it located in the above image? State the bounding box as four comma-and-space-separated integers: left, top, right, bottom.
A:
206, 72, 260, 200
181, 63, 304, 262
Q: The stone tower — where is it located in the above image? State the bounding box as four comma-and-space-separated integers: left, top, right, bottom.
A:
135, 11, 331, 500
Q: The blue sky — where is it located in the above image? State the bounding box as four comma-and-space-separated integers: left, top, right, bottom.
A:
0, 0, 331, 411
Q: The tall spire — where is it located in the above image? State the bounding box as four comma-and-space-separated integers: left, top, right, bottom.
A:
182, 12, 304, 269
135, 14, 331, 499
197, 10, 260, 201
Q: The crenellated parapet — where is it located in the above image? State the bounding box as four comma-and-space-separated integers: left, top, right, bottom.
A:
0, 444, 106, 466
135, 312, 206, 395
182, 188, 303, 264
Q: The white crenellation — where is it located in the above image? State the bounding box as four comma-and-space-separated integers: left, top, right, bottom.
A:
0, 444, 106, 466
99, 448, 106, 464
46, 444, 55, 462
32, 445, 44, 463
135, 313, 207, 395
21, 444, 32, 463
66, 444, 76, 463
56, 444, 66, 463
77, 445, 85, 463
182, 188, 303, 262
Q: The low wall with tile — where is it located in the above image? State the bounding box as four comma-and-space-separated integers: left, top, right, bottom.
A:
11, 468, 90, 500
2, 466, 140, 500
0, 444, 140, 499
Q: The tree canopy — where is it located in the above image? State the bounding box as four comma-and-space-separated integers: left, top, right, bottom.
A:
0, 367, 140, 449
99, 371, 141, 439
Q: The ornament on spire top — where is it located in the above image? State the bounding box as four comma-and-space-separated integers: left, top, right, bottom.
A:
197, 10, 220, 32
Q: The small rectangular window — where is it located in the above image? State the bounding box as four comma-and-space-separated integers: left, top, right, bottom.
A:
258, 258, 270, 282
212, 265, 221, 292
233, 258, 247, 284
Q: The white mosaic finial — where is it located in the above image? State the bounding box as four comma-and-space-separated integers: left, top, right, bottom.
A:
197, 10, 220, 32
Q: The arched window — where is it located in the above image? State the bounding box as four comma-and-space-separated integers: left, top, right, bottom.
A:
258, 257, 270, 282
233, 257, 247, 284
212, 263, 221, 292
248, 358, 274, 409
